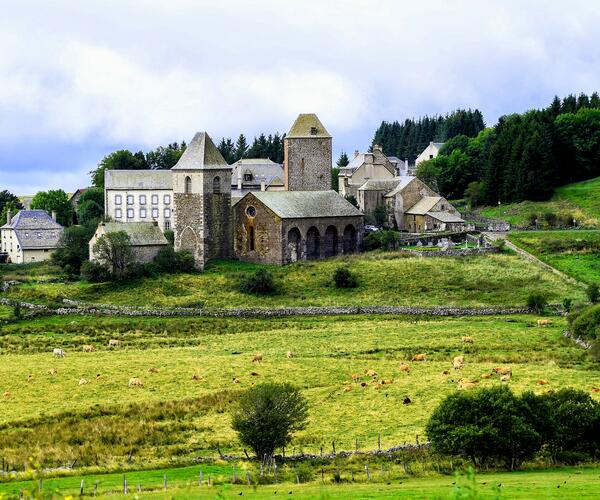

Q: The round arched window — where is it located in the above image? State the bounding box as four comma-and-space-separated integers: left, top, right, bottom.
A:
246, 206, 257, 218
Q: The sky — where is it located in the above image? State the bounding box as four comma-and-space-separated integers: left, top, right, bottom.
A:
1, 0, 600, 194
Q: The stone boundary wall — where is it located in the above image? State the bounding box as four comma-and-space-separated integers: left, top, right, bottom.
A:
0, 297, 536, 318
563, 330, 592, 349
396, 231, 475, 246
400, 248, 498, 257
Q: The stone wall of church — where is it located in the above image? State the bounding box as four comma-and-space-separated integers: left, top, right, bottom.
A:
203, 191, 233, 261
173, 192, 205, 267
284, 137, 332, 191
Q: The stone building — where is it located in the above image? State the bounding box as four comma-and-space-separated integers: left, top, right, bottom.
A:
284, 114, 332, 191
403, 196, 465, 232
172, 131, 233, 269
231, 158, 285, 201
89, 221, 168, 264
233, 191, 363, 264
415, 141, 444, 166
0, 209, 63, 264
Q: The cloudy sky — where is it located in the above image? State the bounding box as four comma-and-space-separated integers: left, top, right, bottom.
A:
1, 0, 600, 194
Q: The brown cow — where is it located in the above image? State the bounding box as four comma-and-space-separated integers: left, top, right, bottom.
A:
412, 353, 427, 362
365, 369, 377, 378
398, 363, 411, 373
148, 367, 159, 374
462, 336, 474, 344
191, 374, 203, 381
48, 368, 58, 375
128, 378, 144, 388
457, 379, 479, 390
536, 380, 549, 385
492, 367, 512, 377
453, 356, 465, 370
592, 387, 600, 393
343, 386, 352, 393
500, 374, 512, 382
480, 373, 492, 379
252, 353, 263, 364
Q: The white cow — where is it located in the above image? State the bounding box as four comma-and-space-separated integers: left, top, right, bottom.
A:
53, 348, 66, 358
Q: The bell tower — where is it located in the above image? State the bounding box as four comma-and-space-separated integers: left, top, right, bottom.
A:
172, 132, 232, 270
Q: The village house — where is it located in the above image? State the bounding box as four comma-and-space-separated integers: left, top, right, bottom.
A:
231, 158, 285, 201
338, 145, 399, 199
415, 141, 445, 166
0, 209, 64, 264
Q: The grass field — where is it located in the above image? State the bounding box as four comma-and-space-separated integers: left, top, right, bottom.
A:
508, 231, 600, 285
0, 312, 598, 473
478, 176, 600, 228
0, 251, 587, 308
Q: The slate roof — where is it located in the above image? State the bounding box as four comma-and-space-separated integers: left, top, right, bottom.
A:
246, 190, 362, 219
171, 132, 230, 170
231, 158, 284, 187
2, 210, 63, 230
431, 142, 445, 149
1, 210, 64, 250
358, 179, 402, 192
427, 211, 465, 223
286, 114, 331, 139
105, 170, 172, 190
383, 176, 416, 197
405, 196, 443, 215
99, 222, 168, 246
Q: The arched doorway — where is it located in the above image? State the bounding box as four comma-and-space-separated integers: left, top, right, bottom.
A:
343, 224, 357, 254
287, 227, 301, 263
324, 225, 338, 257
179, 226, 198, 254
306, 227, 320, 260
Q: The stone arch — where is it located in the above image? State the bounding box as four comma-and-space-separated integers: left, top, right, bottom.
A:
184, 176, 192, 194
287, 227, 301, 263
324, 225, 338, 257
213, 176, 221, 194
306, 226, 320, 260
179, 226, 198, 255
343, 224, 357, 254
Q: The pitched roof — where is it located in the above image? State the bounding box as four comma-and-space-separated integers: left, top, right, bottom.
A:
1, 210, 64, 250
427, 211, 464, 223
432, 142, 445, 149
171, 132, 229, 170
1, 210, 63, 230
231, 158, 284, 186
286, 114, 331, 139
358, 179, 402, 192
99, 222, 168, 246
246, 190, 362, 219
383, 176, 416, 197
105, 170, 172, 190
405, 196, 443, 215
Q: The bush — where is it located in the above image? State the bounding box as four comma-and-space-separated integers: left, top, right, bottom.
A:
333, 266, 358, 289
240, 269, 277, 295
52, 224, 97, 275
175, 250, 195, 272
491, 238, 506, 251
562, 297, 573, 313
80, 261, 111, 283
231, 383, 308, 459
542, 211, 558, 227
12, 302, 22, 320
362, 230, 400, 251
569, 303, 600, 342
587, 283, 600, 304
153, 247, 195, 273
527, 293, 547, 313
426, 386, 541, 469
164, 230, 175, 245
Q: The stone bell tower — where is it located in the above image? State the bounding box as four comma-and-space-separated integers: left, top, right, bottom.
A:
172, 132, 232, 270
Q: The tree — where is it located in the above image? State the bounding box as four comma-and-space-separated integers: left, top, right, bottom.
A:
464, 181, 483, 207
331, 167, 340, 192
587, 283, 600, 304
344, 195, 358, 208
426, 386, 541, 469
415, 159, 440, 191
240, 269, 277, 295
0, 200, 23, 228
92, 231, 135, 279
146, 143, 186, 170
217, 138, 236, 164
231, 383, 308, 459
52, 224, 97, 275
90, 150, 147, 188
336, 152, 349, 167
75, 188, 105, 226
0, 190, 23, 219
30, 189, 73, 227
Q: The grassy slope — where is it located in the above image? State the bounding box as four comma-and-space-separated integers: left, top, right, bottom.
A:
508, 231, 600, 285
0, 313, 598, 470
1, 251, 586, 308
1, 465, 600, 499
479, 176, 600, 227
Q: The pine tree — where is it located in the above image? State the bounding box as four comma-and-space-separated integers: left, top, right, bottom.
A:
337, 152, 349, 167
234, 134, 249, 161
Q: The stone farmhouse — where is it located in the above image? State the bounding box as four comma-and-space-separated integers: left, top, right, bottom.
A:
415, 141, 445, 166
99, 114, 363, 269
0, 209, 64, 264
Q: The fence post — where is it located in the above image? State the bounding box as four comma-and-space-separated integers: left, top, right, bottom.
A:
94, 482, 98, 497
38, 479, 42, 493
332, 440, 336, 455
199, 469, 203, 487
378, 433, 381, 451
80, 479, 84, 496
233, 464, 237, 484
123, 476, 127, 495
320, 445, 323, 458
296, 472, 300, 484
350, 469, 354, 481
381, 464, 385, 479
163, 473, 167, 491
416, 434, 419, 446
355, 439, 358, 453
137, 485, 142, 493
274, 462, 278, 483
365, 464, 370, 481
321, 467, 324, 483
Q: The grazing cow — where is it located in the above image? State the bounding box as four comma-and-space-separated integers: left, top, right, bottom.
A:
53, 348, 66, 358
537, 319, 551, 327
360, 381, 368, 387
191, 374, 203, 381
3, 391, 11, 397
27, 374, 34, 382
536, 380, 549, 385
458, 379, 479, 390
380, 379, 393, 385
480, 373, 492, 379
398, 363, 411, 373
500, 374, 511, 382
453, 356, 465, 370
411, 353, 427, 362
442, 370, 450, 375
365, 369, 377, 378
82, 345, 95, 353
351, 373, 361, 382
403, 396, 412, 405
492, 367, 512, 377
79, 378, 88, 386
48, 368, 58, 375
462, 336, 474, 344
108, 339, 121, 348
148, 367, 159, 374
591, 387, 600, 393
128, 378, 144, 388
344, 386, 352, 393
286, 351, 295, 359
250, 372, 259, 377
252, 353, 263, 364
232, 377, 241, 384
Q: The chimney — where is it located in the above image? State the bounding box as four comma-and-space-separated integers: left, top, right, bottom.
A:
51, 210, 57, 222
237, 170, 242, 190
7, 209, 12, 225
365, 153, 374, 164
373, 144, 382, 152
354, 150, 359, 158
261, 176, 266, 191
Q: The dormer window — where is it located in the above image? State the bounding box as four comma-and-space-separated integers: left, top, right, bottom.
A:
310, 126, 318, 135
244, 173, 253, 182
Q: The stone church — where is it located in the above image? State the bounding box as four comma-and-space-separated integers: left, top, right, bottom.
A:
98, 114, 363, 269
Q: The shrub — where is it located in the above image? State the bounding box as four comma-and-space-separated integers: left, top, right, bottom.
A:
164, 230, 175, 245
80, 261, 111, 283
527, 293, 547, 313
562, 297, 573, 313
240, 269, 277, 295
344, 195, 358, 208
362, 230, 400, 251
231, 383, 308, 459
175, 250, 195, 272
92, 231, 135, 280
333, 266, 358, 289
569, 304, 600, 342
426, 386, 541, 469
491, 238, 506, 251
52, 224, 97, 275
587, 283, 600, 304
542, 211, 558, 227
153, 247, 196, 273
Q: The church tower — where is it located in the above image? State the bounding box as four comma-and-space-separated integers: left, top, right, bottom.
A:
284, 113, 332, 191
172, 132, 232, 270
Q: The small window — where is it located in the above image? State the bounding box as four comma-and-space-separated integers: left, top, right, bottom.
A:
429, 154, 433, 159
37, 232, 42, 239
164, 220, 171, 231
140, 208, 147, 218
115, 195, 122, 205
127, 208, 134, 218
213, 176, 221, 194
185, 176, 192, 194
310, 126, 318, 135
246, 206, 256, 218
151, 194, 159, 205
127, 195, 134, 205
152, 208, 159, 218
164, 194, 171, 205
164, 208, 171, 218
25, 232, 29, 238
249, 225, 255, 251
140, 195, 146, 205
115, 208, 122, 218
244, 173, 253, 182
